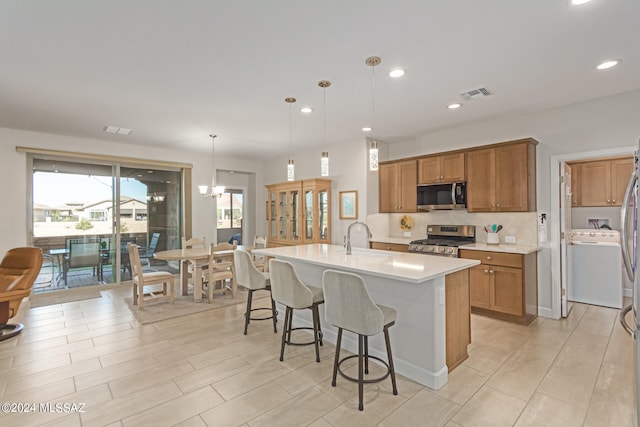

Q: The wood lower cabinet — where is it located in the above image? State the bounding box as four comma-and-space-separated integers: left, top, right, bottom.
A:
460, 249, 537, 325
445, 269, 471, 371
369, 242, 409, 252
466, 139, 537, 212
379, 160, 417, 213
418, 152, 465, 184
569, 157, 633, 207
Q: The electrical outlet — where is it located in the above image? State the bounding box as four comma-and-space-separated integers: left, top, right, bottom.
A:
403, 231, 411, 237
505, 235, 516, 244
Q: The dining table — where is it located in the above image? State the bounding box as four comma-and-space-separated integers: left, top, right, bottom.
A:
153, 245, 250, 302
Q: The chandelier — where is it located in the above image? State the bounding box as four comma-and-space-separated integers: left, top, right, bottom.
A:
198, 134, 225, 198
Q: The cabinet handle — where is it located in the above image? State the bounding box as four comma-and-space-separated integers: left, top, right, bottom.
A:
489, 270, 494, 274
386, 246, 391, 250
496, 204, 500, 208
612, 199, 616, 203
484, 269, 489, 273
607, 199, 611, 204
486, 256, 492, 260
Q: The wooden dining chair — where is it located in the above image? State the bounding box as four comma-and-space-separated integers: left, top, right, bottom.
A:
181, 237, 207, 292
128, 243, 174, 309
202, 243, 235, 301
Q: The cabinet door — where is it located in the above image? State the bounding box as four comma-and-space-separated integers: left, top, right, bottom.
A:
467, 148, 496, 212
490, 265, 523, 316
288, 189, 300, 242
417, 157, 441, 184
495, 143, 529, 211
397, 160, 417, 212
580, 160, 611, 206
611, 158, 634, 206
317, 187, 330, 242
379, 163, 398, 213
303, 188, 314, 243
469, 265, 491, 309
570, 163, 581, 207
441, 152, 466, 182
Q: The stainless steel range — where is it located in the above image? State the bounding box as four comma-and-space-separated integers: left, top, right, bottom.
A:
408, 225, 476, 257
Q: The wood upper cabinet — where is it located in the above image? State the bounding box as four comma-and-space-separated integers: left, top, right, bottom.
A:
571, 157, 633, 207
466, 139, 537, 212
379, 160, 417, 213
570, 163, 581, 207
418, 152, 465, 184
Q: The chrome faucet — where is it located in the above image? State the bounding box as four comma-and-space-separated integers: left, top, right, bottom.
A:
345, 221, 373, 255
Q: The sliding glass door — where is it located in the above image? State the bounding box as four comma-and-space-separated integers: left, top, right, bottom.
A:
31, 157, 182, 292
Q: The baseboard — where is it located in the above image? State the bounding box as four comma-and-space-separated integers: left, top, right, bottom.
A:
537, 306, 555, 319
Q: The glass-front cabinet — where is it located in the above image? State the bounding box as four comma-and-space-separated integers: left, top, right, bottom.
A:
266, 178, 331, 247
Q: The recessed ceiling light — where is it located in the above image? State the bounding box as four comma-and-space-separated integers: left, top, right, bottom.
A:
362, 127, 372, 132
300, 107, 313, 113
447, 103, 462, 110
388, 69, 405, 78
570, 0, 592, 5
596, 59, 620, 70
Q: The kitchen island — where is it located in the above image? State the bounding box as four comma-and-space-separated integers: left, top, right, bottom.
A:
252, 243, 480, 389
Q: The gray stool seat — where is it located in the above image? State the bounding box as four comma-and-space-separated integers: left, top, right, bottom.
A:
322, 269, 398, 411
269, 259, 324, 363
234, 249, 277, 335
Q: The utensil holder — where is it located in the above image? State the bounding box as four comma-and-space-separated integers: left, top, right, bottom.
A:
487, 233, 500, 245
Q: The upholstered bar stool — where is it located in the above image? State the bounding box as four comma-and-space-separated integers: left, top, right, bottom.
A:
234, 249, 277, 335
322, 269, 398, 411
268, 259, 324, 363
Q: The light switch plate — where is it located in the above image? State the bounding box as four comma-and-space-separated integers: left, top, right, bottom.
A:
505, 235, 516, 244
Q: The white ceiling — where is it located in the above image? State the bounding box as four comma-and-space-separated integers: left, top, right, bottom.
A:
1, 1, 638, 160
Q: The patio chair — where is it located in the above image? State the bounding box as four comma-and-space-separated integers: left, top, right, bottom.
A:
140, 232, 160, 269
62, 238, 101, 286
0, 247, 43, 341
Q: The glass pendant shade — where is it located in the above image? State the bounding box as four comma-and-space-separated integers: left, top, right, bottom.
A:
321, 152, 329, 176
287, 159, 295, 181
369, 141, 379, 171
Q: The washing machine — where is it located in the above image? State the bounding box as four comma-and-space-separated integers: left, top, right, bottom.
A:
568, 229, 623, 309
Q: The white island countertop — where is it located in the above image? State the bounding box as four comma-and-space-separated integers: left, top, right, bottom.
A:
253, 243, 480, 283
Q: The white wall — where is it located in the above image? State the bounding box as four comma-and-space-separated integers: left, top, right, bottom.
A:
385, 89, 640, 317
0, 127, 264, 255
261, 138, 368, 245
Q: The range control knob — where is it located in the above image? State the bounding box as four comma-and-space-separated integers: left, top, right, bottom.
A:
447, 248, 454, 254
417, 245, 424, 251
427, 247, 434, 252
439, 247, 446, 253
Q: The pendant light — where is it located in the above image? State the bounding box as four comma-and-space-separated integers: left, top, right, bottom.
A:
285, 97, 296, 181
198, 134, 225, 197
318, 80, 331, 177
366, 56, 381, 171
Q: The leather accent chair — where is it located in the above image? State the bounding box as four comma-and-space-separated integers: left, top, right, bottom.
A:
0, 247, 43, 341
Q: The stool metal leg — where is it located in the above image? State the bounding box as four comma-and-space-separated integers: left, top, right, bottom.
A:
332, 328, 342, 387
384, 326, 398, 395
243, 289, 253, 335
270, 296, 278, 333
364, 335, 369, 374
280, 306, 291, 361
358, 334, 364, 411
312, 304, 320, 362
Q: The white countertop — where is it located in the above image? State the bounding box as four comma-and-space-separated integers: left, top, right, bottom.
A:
369, 237, 413, 245
253, 244, 480, 283
459, 243, 541, 254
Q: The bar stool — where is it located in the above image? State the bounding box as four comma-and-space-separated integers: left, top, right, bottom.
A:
322, 269, 398, 411
233, 249, 277, 335
268, 259, 324, 363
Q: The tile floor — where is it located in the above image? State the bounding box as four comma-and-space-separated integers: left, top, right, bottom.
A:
0, 286, 636, 426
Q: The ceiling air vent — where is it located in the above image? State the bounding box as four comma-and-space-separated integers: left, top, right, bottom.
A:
459, 87, 493, 101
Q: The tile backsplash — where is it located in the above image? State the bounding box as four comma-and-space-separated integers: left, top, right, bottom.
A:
368, 211, 538, 246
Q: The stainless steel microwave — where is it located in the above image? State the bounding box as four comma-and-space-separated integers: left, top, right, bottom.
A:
417, 182, 466, 211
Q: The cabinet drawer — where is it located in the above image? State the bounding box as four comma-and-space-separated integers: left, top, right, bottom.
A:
370, 242, 409, 252
459, 250, 522, 268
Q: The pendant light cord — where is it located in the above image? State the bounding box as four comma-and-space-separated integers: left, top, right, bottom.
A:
371, 64, 376, 144
289, 101, 293, 159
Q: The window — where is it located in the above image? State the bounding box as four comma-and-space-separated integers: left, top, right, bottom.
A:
217, 189, 243, 229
